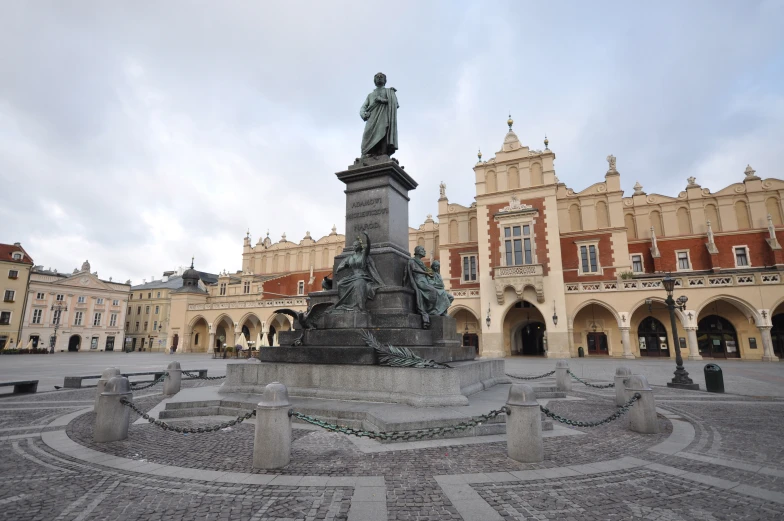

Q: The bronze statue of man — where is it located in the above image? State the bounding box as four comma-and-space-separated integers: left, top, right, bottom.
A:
360, 72, 399, 157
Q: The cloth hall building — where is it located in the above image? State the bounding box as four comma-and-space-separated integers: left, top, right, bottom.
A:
166, 122, 784, 362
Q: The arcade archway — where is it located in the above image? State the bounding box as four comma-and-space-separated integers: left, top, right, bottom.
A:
504, 300, 546, 356
68, 335, 81, 352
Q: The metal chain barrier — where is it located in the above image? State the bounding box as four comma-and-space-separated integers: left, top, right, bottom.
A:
505, 370, 556, 380
289, 407, 510, 442
120, 399, 255, 434
182, 371, 226, 381
567, 369, 615, 389
540, 393, 640, 427
129, 373, 167, 390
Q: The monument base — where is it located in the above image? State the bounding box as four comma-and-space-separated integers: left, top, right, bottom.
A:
220, 359, 509, 407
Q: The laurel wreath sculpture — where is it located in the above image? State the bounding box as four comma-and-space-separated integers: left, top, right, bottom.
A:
360, 330, 451, 369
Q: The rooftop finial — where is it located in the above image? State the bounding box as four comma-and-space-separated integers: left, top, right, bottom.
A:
544, 135, 549, 149
507, 113, 514, 130
477, 148, 482, 161
190, 256, 194, 269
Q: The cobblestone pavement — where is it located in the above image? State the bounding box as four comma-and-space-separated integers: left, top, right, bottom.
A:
1, 371, 784, 520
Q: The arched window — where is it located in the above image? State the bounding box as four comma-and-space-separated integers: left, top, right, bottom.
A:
676, 207, 691, 235
650, 210, 663, 237
705, 204, 721, 231
507, 166, 519, 189
766, 197, 783, 226
637, 316, 668, 357
417, 236, 425, 248
596, 201, 609, 228
569, 204, 582, 232
531, 163, 544, 186
735, 200, 750, 229
469, 217, 478, 242
624, 213, 637, 239
449, 220, 459, 243
322, 248, 330, 269
486, 171, 496, 192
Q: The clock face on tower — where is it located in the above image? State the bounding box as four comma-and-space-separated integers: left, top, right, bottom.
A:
80, 277, 90, 285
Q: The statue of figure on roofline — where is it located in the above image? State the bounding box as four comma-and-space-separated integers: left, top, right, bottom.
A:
360, 72, 399, 158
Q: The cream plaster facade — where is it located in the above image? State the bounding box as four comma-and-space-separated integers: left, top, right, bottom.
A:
0, 243, 34, 349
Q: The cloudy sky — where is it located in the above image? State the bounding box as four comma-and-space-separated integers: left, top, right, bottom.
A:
1, 1, 782, 284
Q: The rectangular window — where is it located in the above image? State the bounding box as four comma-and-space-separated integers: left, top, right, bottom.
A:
147, 292, 151, 299
77, 296, 86, 303
219, 283, 227, 296
631, 255, 643, 273
145, 306, 150, 314
4, 290, 15, 302
0, 311, 10, 325
135, 321, 140, 332
154, 305, 159, 314
579, 245, 599, 274
56, 294, 64, 301
243, 281, 250, 294
36, 292, 45, 300
74, 311, 83, 326
93, 312, 102, 326
156, 292, 161, 298
125, 322, 129, 330
144, 321, 148, 331
112, 299, 119, 306
96, 298, 104, 305
735, 247, 749, 267
127, 306, 131, 315
109, 313, 117, 327
152, 320, 157, 331
137, 306, 141, 314
32, 308, 42, 324
504, 225, 534, 266
677, 251, 690, 270
462, 255, 478, 282
297, 281, 305, 295
8, 270, 18, 279
52, 309, 61, 325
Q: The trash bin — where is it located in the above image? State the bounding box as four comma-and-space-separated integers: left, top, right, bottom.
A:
578, 346, 585, 358
704, 363, 724, 393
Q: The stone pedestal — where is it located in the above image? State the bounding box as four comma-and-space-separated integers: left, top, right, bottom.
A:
94, 367, 120, 412
625, 375, 658, 434
555, 360, 571, 392
163, 361, 182, 396
94, 376, 132, 443
614, 366, 631, 407
506, 384, 543, 463
253, 382, 292, 470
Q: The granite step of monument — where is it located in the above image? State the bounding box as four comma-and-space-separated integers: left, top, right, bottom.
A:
258, 344, 475, 365
279, 328, 439, 347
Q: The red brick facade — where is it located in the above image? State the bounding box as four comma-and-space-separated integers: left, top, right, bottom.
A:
487, 197, 550, 278
447, 245, 481, 289
261, 269, 332, 297
561, 233, 616, 282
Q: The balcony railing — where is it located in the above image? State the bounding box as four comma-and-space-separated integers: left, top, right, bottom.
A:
565, 272, 781, 293
494, 264, 543, 278
451, 289, 480, 298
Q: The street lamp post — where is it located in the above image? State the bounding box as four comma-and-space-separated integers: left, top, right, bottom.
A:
661, 274, 699, 390
50, 301, 68, 354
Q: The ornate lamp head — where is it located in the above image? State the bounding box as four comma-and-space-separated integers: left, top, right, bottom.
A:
662, 274, 676, 296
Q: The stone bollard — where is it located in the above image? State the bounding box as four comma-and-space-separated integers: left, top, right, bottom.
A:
94, 376, 133, 442
625, 374, 658, 434
505, 383, 543, 463
253, 382, 292, 469
163, 361, 182, 396
94, 367, 121, 412
614, 366, 632, 407
555, 360, 571, 392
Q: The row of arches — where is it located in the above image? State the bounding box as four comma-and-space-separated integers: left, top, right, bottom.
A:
486, 163, 544, 193
185, 312, 296, 352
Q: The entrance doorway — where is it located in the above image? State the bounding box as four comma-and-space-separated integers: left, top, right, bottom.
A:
637, 316, 669, 357
697, 315, 740, 358
513, 321, 546, 356
106, 336, 115, 351
68, 335, 81, 352
771, 314, 784, 359
587, 332, 609, 355
463, 333, 479, 355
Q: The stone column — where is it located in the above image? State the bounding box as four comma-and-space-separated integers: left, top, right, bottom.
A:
208, 332, 215, 354
163, 361, 182, 396
555, 360, 571, 392
253, 382, 292, 469
94, 367, 120, 412
759, 326, 780, 362
614, 367, 631, 407
685, 327, 702, 360
625, 375, 658, 434
94, 376, 133, 443
619, 327, 635, 359
505, 383, 543, 463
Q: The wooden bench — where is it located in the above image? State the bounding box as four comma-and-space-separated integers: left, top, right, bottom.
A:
0, 380, 38, 394
63, 369, 208, 389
